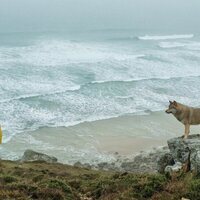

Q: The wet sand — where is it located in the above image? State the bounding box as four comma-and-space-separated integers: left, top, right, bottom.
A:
1, 111, 200, 163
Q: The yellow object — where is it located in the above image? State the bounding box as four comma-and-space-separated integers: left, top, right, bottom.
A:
0, 125, 2, 144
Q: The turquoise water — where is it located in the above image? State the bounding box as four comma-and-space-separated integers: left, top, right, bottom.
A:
1, 30, 200, 142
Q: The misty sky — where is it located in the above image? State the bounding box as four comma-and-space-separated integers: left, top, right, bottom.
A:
0, 0, 199, 32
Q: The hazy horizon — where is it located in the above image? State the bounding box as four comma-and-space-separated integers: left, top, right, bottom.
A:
0, 0, 200, 33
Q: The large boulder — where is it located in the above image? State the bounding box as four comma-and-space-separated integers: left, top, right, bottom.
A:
159, 134, 200, 175
21, 149, 58, 163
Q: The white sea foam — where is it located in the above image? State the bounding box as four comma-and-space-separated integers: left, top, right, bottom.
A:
139, 34, 194, 40
1, 33, 200, 147
158, 41, 200, 50
159, 42, 187, 48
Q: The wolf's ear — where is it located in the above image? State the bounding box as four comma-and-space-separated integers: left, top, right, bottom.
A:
173, 101, 177, 106
169, 100, 173, 104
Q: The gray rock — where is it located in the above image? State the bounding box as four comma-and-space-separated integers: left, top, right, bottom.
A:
157, 153, 175, 173
120, 146, 170, 173
97, 162, 119, 171
97, 162, 109, 169
167, 134, 200, 174
165, 162, 182, 173
72, 147, 169, 173
192, 150, 200, 176
121, 161, 137, 172
21, 149, 57, 163
74, 161, 83, 167
74, 161, 92, 169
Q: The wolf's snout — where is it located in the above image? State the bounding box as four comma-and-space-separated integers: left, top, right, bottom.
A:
165, 109, 170, 114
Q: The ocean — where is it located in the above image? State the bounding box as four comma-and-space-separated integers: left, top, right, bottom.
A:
1, 29, 200, 162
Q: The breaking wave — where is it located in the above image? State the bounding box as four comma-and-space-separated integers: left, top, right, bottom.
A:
159, 41, 200, 50
1, 31, 200, 145
139, 34, 194, 40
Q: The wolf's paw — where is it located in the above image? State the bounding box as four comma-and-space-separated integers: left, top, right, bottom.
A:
181, 135, 188, 139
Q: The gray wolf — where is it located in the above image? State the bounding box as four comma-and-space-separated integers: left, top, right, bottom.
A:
165, 101, 200, 139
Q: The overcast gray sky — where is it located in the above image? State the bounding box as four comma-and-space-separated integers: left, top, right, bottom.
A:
0, 0, 199, 32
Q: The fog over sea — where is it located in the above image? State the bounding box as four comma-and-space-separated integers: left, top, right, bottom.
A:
1, 29, 200, 162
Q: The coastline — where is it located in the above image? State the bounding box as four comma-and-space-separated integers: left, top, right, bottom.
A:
2, 110, 200, 164
0, 134, 199, 199
0, 114, 200, 199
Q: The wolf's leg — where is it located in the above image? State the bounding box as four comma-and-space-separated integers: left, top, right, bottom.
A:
184, 124, 190, 139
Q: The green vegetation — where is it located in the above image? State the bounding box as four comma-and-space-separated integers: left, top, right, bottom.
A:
187, 178, 200, 200
0, 160, 198, 199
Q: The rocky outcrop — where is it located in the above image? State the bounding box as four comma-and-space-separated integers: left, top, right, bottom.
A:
157, 153, 175, 173
120, 147, 169, 173
20, 134, 200, 175
73, 147, 169, 173
21, 149, 58, 163
158, 134, 200, 175
74, 161, 92, 169
20, 148, 170, 173
164, 162, 182, 173
20, 135, 200, 175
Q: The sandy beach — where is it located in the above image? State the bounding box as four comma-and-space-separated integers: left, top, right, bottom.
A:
1, 110, 200, 164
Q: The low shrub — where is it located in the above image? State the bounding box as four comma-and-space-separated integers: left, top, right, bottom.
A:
187, 178, 200, 200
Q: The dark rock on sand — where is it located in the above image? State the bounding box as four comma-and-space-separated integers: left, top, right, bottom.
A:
21, 149, 57, 163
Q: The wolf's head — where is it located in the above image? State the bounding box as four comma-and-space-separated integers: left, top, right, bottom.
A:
165, 100, 178, 114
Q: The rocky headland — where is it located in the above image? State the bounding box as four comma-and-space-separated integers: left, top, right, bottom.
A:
1, 135, 200, 199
